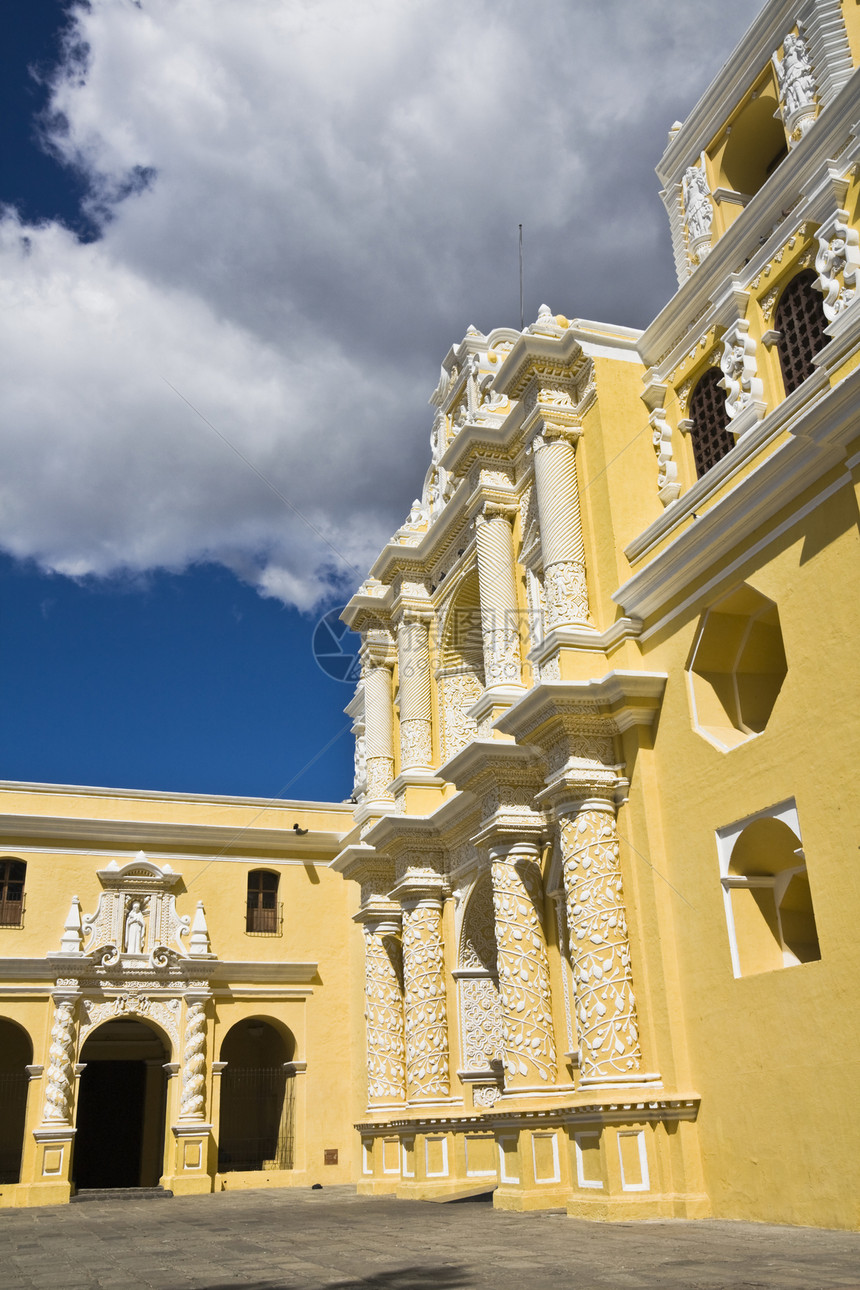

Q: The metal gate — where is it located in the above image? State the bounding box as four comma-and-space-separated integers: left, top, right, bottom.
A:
217, 1066, 294, 1172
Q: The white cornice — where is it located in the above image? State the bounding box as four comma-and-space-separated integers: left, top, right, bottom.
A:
494, 674, 667, 743
0, 813, 346, 855
0, 958, 318, 985
0, 780, 351, 814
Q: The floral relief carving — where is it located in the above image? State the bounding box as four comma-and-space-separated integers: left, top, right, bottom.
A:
491, 856, 557, 1086
543, 560, 589, 627
439, 672, 482, 762
43, 998, 76, 1123
365, 755, 395, 800
559, 807, 642, 1081
364, 927, 406, 1102
461, 977, 504, 1070
80, 994, 180, 1052
400, 718, 433, 769
402, 902, 450, 1099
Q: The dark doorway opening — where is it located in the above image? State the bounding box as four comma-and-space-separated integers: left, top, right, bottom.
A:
73, 1019, 168, 1191
0, 1019, 33, 1184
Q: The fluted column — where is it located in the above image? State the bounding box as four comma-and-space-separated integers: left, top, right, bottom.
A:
364, 655, 395, 801
474, 507, 522, 688
532, 430, 589, 628
558, 793, 642, 1082
363, 918, 406, 1103
400, 888, 450, 1101
396, 615, 433, 771
489, 842, 557, 1088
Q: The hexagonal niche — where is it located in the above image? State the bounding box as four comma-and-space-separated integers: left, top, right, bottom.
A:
687, 585, 787, 751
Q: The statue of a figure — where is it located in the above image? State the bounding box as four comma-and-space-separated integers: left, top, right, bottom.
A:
124, 900, 146, 954
777, 33, 816, 117
682, 166, 712, 243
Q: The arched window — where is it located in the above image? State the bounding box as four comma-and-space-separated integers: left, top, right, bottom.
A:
689, 369, 734, 479
246, 869, 280, 934
218, 1019, 295, 1172
774, 269, 827, 395
0, 859, 25, 928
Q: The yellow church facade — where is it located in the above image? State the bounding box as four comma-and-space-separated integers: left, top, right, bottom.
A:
1, 0, 858, 1230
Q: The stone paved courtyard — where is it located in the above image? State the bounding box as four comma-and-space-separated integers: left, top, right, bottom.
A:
0, 1186, 858, 1290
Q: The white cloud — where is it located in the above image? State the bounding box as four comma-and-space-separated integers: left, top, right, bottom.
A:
1, 0, 761, 608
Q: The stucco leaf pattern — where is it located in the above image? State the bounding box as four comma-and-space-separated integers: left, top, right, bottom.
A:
402, 902, 450, 1099
491, 857, 557, 1085
560, 808, 642, 1079
364, 927, 406, 1101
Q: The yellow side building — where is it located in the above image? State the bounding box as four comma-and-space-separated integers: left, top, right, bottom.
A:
1, 0, 858, 1229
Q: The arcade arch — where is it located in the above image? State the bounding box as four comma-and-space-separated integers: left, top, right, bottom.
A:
73, 1018, 169, 1191
217, 1018, 296, 1173
0, 1019, 32, 1185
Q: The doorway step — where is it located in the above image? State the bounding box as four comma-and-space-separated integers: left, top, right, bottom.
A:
71, 1186, 174, 1203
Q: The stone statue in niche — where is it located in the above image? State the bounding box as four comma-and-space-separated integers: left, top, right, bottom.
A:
124, 899, 146, 954
682, 166, 712, 244
777, 33, 816, 118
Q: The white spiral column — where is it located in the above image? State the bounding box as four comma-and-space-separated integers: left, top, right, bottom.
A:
558, 791, 642, 1083
397, 615, 433, 771
179, 999, 208, 1120
43, 995, 78, 1124
364, 652, 396, 801
474, 507, 522, 688
489, 842, 557, 1089
532, 430, 589, 628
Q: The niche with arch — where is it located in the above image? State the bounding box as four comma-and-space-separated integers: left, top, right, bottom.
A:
719, 90, 788, 200
717, 802, 820, 977
456, 873, 503, 1076
437, 570, 485, 764
218, 1018, 296, 1173
0, 1019, 32, 1184
688, 584, 788, 751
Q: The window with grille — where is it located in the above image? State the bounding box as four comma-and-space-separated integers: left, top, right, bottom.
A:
0, 858, 25, 928
689, 368, 734, 479
246, 869, 280, 934
774, 269, 827, 396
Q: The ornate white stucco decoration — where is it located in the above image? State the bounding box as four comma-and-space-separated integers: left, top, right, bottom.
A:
43, 997, 77, 1123
719, 320, 765, 423
682, 160, 713, 266
774, 31, 818, 143
650, 409, 681, 505
528, 303, 567, 337
179, 999, 208, 1119
364, 924, 406, 1102
814, 209, 860, 320
79, 993, 182, 1053
56, 855, 213, 968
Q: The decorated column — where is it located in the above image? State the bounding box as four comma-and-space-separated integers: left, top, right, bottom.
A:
178, 998, 208, 1120
397, 880, 450, 1101
363, 635, 396, 801
557, 783, 642, 1083
43, 993, 78, 1125
474, 506, 522, 688
489, 842, 557, 1089
363, 915, 406, 1104
532, 429, 589, 628
396, 615, 433, 772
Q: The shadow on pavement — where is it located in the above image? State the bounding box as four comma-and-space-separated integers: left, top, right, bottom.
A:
201, 1267, 473, 1290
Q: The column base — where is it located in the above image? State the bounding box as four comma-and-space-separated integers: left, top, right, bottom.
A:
565, 1191, 711, 1221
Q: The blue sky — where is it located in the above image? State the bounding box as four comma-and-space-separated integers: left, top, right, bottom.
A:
0, 0, 757, 802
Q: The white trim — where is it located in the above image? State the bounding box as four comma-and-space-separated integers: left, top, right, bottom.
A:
401, 1139, 415, 1179
362, 1138, 373, 1175
531, 1131, 561, 1185
0, 779, 350, 813
424, 1134, 449, 1178
574, 1131, 604, 1190
617, 1130, 650, 1192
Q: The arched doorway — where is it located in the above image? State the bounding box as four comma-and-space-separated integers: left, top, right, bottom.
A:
73, 1019, 168, 1190
0, 1019, 32, 1184
218, 1019, 295, 1173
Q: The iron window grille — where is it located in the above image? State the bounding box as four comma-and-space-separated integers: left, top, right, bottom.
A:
689, 368, 734, 479
774, 269, 827, 396
0, 859, 26, 928
246, 870, 281, 935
